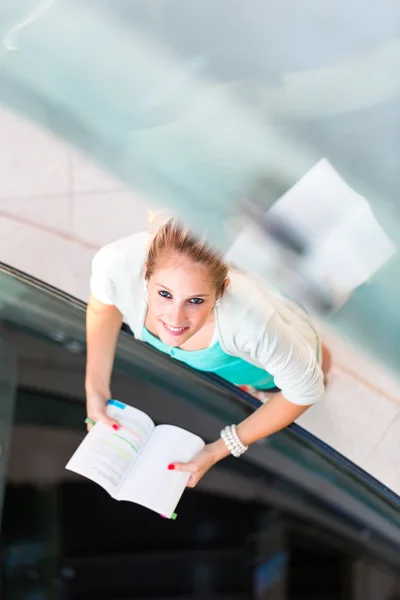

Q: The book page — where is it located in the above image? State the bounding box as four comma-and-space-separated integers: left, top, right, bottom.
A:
268, 159, 357, 245
305, 203, 396, 296
228, 158, 395, 308
118, 425, 205, 517
269, 159, 395, 278
65, 401, 154, 498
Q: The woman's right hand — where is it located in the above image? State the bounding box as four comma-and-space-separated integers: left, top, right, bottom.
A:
86, 390, 120, 431
85, 296, 123, 432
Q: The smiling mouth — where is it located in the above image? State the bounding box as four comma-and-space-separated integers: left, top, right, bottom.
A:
161, 321, 189, 335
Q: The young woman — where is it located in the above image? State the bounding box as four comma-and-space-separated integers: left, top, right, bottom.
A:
86, 219, 331, 487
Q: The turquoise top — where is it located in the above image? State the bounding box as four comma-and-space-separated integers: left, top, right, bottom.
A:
142, 327, 276, 390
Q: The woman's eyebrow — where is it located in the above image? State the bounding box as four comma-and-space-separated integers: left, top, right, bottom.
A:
155, 282, 173, 292
155, 283, 210, 298
189, 294, 210, 298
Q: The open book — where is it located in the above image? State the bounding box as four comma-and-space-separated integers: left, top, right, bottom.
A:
66, 400, 205, 518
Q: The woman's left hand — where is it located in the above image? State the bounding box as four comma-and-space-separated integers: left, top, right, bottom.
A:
169, 443, 221, 488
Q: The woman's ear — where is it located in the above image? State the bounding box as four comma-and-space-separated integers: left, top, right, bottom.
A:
143, 263, 150, 283
218, 277, 230, 301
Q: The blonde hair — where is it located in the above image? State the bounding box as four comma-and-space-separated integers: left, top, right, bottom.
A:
145, 218, 229, 298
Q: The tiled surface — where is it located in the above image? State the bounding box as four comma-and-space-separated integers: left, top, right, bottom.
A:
364, 412, 400, 493
0, 216, 94, 301
71, 151, 126, 193
0, 195, 72, 234
297, 368, 400, 468
0, 109, 70, 198
1, 107, 400, 496
317, 318, 400, 402
72, 190, 149, 247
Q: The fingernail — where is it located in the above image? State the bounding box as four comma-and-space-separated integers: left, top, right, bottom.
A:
112, 424, 120, 431
167, 464, 175, 470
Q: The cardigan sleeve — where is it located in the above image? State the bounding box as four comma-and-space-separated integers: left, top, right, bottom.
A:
89, 243, 117, 305
222, 273, 325, 406
251, 311, 325, 405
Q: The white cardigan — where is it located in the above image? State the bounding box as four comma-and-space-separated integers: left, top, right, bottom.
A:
90, 232, 324, 406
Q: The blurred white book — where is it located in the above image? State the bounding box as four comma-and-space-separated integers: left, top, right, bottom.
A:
228, 159, 396, 310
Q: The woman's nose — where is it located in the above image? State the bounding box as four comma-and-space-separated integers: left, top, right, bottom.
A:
168, 303, 186, 325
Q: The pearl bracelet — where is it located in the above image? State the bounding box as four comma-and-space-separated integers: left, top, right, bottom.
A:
220, 424, 248, 458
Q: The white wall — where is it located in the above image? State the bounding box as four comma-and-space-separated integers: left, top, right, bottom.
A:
1, 107, 400, 496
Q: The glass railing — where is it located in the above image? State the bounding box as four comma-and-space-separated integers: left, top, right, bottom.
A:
1, 262, 400, 597
0, 262, 399, 542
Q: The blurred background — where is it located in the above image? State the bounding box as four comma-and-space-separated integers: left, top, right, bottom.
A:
1, 1, 400, 598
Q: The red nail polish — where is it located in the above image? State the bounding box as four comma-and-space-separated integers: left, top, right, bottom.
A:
168, 464, 175, 470
112, 424, 119, 431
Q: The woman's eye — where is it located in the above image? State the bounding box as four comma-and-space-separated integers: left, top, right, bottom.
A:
159, 290, 172, 299
189, 297, 204, 305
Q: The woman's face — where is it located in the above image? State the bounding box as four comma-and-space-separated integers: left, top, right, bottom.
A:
147, 255, 217, 346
